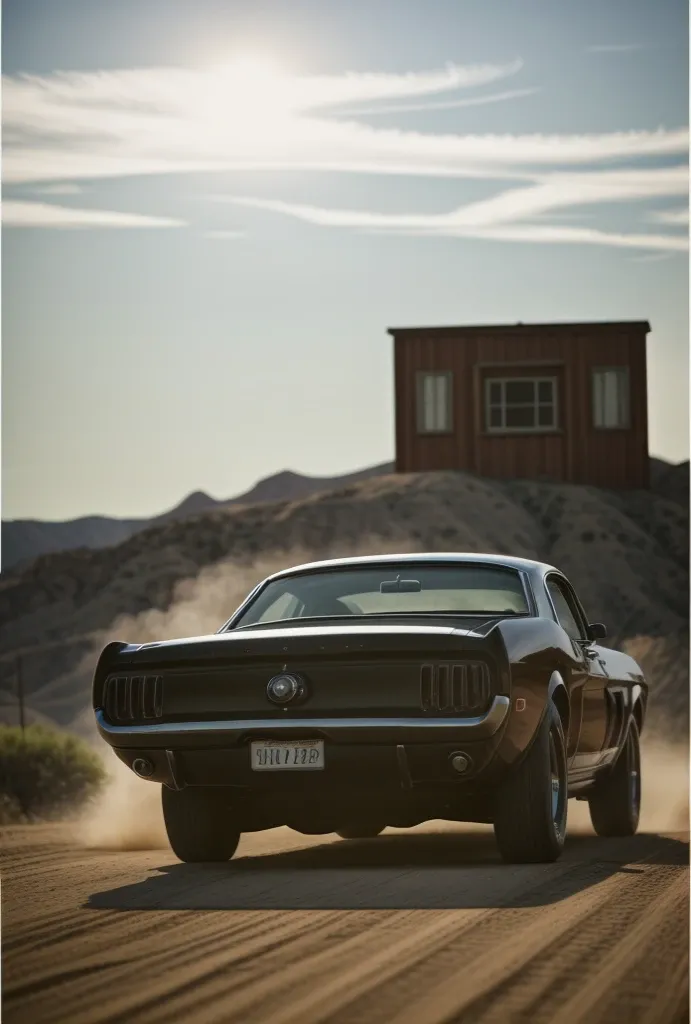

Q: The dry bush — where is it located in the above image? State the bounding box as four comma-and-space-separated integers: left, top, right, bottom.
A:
0, 724, 105, 823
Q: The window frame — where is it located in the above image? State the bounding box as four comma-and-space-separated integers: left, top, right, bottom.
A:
416, 370, 453, 435
592, 366, 631, 431
544, 572, 589, 642
226, 561, 536, 629
484, 375, 559, 435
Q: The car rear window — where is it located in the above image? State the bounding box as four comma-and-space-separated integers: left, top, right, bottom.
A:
231, 564, 530, 627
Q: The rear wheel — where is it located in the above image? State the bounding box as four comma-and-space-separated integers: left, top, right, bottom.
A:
162, 786, 241, 863
588, 719, 641, 837
336, 825, 385, 840
493, 700, 567, 864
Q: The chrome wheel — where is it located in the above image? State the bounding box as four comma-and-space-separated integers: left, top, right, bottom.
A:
549, 729, 566, 837
588, 718, 641, 838
628, 729, 641, 817
493, 699, 568, 863
551, 773, 560, 821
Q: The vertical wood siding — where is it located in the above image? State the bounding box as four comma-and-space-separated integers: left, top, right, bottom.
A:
392, 324, 650, 488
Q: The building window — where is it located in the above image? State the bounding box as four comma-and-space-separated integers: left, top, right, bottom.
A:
416, 371, 452, 433
485, 377, 558, 433
592, 368, 630, 429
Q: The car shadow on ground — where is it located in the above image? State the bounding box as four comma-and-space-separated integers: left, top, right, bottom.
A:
86, 830, 689, 912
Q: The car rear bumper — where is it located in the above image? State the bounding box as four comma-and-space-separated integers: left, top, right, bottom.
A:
95, 695, 510, 748
97, 696, 511, 795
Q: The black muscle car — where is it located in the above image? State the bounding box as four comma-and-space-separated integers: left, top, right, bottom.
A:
92, 553, 647, 864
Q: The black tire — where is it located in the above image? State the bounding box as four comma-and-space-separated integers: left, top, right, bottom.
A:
336, 825, 385, 840
588, 719, 641, 837
493, 700, 568, 864
161, 786, 241, 863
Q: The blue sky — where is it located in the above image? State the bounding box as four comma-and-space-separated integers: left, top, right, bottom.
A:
2, 0, 689, 521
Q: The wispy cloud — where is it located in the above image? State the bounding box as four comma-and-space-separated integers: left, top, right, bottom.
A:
2, 201, 184, 228
435, 225, 687, 252
627, 251, 678, 263
587, 44, 644, 54
327, 87, 539, 118
226, 166, 689, 251
300, 59, 526, 110
2, 63, 687, 186
31, 183, 83, 195
2, 61, 687, 249
649, 207, 689, 225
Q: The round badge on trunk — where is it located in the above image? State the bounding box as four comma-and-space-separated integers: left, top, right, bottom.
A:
266, 672, 304, 705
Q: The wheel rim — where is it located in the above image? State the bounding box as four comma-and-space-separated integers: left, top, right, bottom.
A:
628, 730, 641, 816
549, 731, 565, 830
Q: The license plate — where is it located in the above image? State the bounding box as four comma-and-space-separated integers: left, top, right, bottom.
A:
251, 739, 325, 771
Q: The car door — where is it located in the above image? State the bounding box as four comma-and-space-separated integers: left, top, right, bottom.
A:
545, 575, 608, 769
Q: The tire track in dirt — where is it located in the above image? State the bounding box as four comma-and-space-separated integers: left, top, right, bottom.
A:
141, 907, 493, 1024
2, 826, 688, 1024
459, 867, 689, 1024
6, 910, 362, 1024
335, 854, 685, 1024
243, 866, 624, 1024
540, 871, 688, 1024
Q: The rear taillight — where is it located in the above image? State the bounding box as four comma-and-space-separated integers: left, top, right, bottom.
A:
420, 662, 491, 713
103, 675, 163, 722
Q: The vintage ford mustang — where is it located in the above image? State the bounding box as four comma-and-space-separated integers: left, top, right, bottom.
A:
92, 553, 647, 864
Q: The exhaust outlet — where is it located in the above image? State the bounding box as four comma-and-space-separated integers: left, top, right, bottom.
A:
132, 757, 155, 778
449, 751, 472, 775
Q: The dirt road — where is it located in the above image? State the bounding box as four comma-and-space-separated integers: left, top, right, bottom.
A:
2, 823, 688, 1024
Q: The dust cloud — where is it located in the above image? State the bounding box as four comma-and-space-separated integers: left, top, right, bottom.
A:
77, 538, 417, 851
96, 536, 417, 648
74, 539, 688, 851
567, 733, 689, 835
78, 730, 689, 852
78, 749, 168, 850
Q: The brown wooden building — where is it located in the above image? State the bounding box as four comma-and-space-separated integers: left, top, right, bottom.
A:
389, 320, 651, 489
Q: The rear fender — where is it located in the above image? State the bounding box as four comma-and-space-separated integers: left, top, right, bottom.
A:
548, 675, 571, 744
631, 686, 646, 734
494, 668, 562, 771
605, 685, 645, 770
609, 710, 641, 769
91, 641, 132, 710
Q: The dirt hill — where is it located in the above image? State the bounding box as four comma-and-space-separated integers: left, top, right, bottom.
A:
5, 456, 682, 572
0, 465, 687, 736
1, 462, 394, 569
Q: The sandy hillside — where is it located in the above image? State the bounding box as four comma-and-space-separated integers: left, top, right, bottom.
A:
0, 466, 687, 733
1, 462, 395, 569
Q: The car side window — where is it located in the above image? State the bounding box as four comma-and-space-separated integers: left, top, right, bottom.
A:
257, 592, 303, 623
546, 578, 585, 642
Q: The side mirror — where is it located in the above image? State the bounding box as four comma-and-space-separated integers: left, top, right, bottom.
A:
587, 622, 607, 641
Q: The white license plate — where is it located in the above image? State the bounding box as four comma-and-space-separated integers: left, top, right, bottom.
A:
251, 739, 325, 771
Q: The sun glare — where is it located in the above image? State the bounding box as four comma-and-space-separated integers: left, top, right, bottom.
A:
225, 54, 281, 79
202, 53, 292, 144
211, 54, 284, 89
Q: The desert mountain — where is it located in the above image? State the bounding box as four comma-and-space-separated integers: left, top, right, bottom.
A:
0, 462, 687, 737
1, 462, 395, 569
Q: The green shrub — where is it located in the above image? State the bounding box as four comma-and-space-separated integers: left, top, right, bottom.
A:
0, 725, 106, 823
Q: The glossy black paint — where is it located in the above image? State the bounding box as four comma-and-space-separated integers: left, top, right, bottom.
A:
92, 553, 648, 828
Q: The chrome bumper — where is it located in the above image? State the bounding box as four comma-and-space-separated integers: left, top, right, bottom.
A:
95, 695, 510, 747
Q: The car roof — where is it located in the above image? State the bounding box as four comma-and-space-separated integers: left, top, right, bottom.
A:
265, 552, 560, 581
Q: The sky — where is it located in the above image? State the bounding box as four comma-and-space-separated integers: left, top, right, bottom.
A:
2, 0, 689, 522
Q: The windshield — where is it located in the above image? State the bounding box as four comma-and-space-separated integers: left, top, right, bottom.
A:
230, 564, 530, 628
